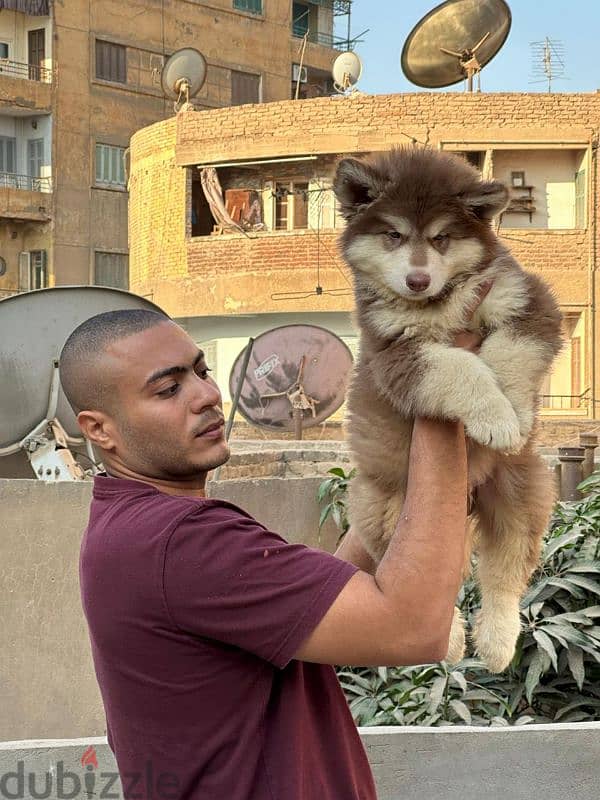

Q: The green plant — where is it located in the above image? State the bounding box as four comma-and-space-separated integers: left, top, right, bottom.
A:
317, 466, 356, 545
319, 467, 600, 726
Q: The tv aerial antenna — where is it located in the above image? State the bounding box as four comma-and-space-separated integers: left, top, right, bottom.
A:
161, 47, 208, 112
332, 50, 363, 94
530, 37, 567, 93
401, 0, 512, 92
0, 287, 166, 481
226, 325, 353, 442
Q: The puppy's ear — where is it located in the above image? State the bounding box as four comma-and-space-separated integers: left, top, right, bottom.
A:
333, 158, 383, 220
460, 180, 509, 220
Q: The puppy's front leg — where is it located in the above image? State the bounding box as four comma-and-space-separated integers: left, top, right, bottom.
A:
478, 330, 557, 440
369, 338, 521, 452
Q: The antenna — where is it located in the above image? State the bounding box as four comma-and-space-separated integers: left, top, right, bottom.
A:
332, 51, 363, 94
0, 287, 166, 481
161, 47, 208, 112
401, 0, 512, 92
227, 325, 353, 440
530, 37, 567, 93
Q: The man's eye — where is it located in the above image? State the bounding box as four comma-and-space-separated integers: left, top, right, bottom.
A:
196, 366, 212, 379
158, 384, 179, 398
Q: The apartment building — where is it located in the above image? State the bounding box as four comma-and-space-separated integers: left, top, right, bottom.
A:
129, 92, 600, 422
0, 0, 348, 298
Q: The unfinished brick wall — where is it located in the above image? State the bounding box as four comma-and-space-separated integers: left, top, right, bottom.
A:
129, 92, 600, 410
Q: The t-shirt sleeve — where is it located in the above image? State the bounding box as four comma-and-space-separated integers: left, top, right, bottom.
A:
162, 503, 359, 669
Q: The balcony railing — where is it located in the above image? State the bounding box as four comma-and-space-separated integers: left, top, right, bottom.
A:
0, 173, 52, 193
541, 388, 590, 411
0, 59, 52, 84
291, 26, 354, 50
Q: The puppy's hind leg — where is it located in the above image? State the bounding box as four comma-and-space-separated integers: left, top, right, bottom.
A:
472, 455, 555, 673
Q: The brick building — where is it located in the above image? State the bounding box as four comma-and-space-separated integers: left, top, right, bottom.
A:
0, 0, 346, 298
129, 92, 600, 422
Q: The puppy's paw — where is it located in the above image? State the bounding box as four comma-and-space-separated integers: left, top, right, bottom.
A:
465, 398, 521, 452
472, 606, 521, 674
445, 607, 466, 665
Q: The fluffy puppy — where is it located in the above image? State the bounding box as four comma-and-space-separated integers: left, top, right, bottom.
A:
333, 147, 563, 673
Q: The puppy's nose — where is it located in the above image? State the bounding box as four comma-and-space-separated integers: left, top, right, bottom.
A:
406, 272, 431, 292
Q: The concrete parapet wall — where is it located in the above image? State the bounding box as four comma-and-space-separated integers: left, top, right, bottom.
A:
2, 724, 599, 800
0, 475, 340, 741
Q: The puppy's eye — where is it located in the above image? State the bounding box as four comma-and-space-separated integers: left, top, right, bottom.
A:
386, 231, 406, 243
432, 233, 449, 243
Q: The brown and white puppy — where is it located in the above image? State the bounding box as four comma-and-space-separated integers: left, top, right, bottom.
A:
333, 147, 563, 673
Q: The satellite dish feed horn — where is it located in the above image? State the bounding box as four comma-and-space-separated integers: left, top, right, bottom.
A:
401, 0, 512, 92
332, 51, 363, 95
161, 47, 208, 112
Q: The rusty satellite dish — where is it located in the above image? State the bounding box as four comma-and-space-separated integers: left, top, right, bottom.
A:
228, 325, 353, 439
401, 0, 512, 91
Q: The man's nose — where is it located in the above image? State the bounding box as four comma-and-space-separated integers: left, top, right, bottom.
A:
189, 375, 222, 412
406, 271, 431, 293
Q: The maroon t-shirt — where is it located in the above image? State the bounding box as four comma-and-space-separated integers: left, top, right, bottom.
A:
80, 475, 378, 800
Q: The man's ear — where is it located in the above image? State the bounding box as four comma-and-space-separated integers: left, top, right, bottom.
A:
77, 410, 117, 453
459, 180, 509, 220
333, 158, 384, 220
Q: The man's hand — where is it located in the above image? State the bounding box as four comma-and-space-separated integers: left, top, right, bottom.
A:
452, 281, 493, 353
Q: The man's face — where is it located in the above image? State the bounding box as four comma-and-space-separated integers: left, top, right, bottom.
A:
97, 321, 229, 479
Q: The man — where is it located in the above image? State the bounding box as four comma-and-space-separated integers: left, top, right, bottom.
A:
61, 307, 480, 800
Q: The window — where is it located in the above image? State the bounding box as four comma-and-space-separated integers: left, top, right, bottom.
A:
0, 136, 16, 174
292, 1, 310, 37
274, 181, 309, 230
231, 70, 260, 106
0, 43, 9, 60
575, 169, 586, 229
30, 250, 47, 290
28, 138, 44, 178
233, 0, 262, 13
96, 144, 126, 188
96, 40, 126, 83
94, 252, 129, 289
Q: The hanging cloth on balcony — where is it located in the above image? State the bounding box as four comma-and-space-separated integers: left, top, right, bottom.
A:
199, 167, 244, 234
0, 0, 49, 14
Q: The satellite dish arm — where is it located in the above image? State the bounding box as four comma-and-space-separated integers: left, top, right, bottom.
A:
471, 31, 491, 54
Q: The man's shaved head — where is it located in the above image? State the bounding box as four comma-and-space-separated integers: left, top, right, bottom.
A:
59, 309, 170, 414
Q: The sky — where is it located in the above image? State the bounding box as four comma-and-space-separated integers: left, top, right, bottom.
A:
347, 0, 597, 95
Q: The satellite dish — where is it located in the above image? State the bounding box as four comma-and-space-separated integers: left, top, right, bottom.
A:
401, 0, 512, 91
332, 51, 363, 94
161, 47, 208, 111
228, 325, 353, 439
0, 287, 166, 480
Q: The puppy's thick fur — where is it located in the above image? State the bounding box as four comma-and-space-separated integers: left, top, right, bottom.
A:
333, 148, 563, 673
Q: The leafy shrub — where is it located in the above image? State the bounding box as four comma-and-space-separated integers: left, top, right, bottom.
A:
318, 467, 600, 726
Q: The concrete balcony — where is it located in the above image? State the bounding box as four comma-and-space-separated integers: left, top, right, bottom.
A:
0, 60, 52, 114
0, 172, 51, 221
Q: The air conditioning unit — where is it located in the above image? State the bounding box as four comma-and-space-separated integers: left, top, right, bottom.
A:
292, 64, 308, 83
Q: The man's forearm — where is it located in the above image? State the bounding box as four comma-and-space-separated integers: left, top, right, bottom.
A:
374, 417, 468, 654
